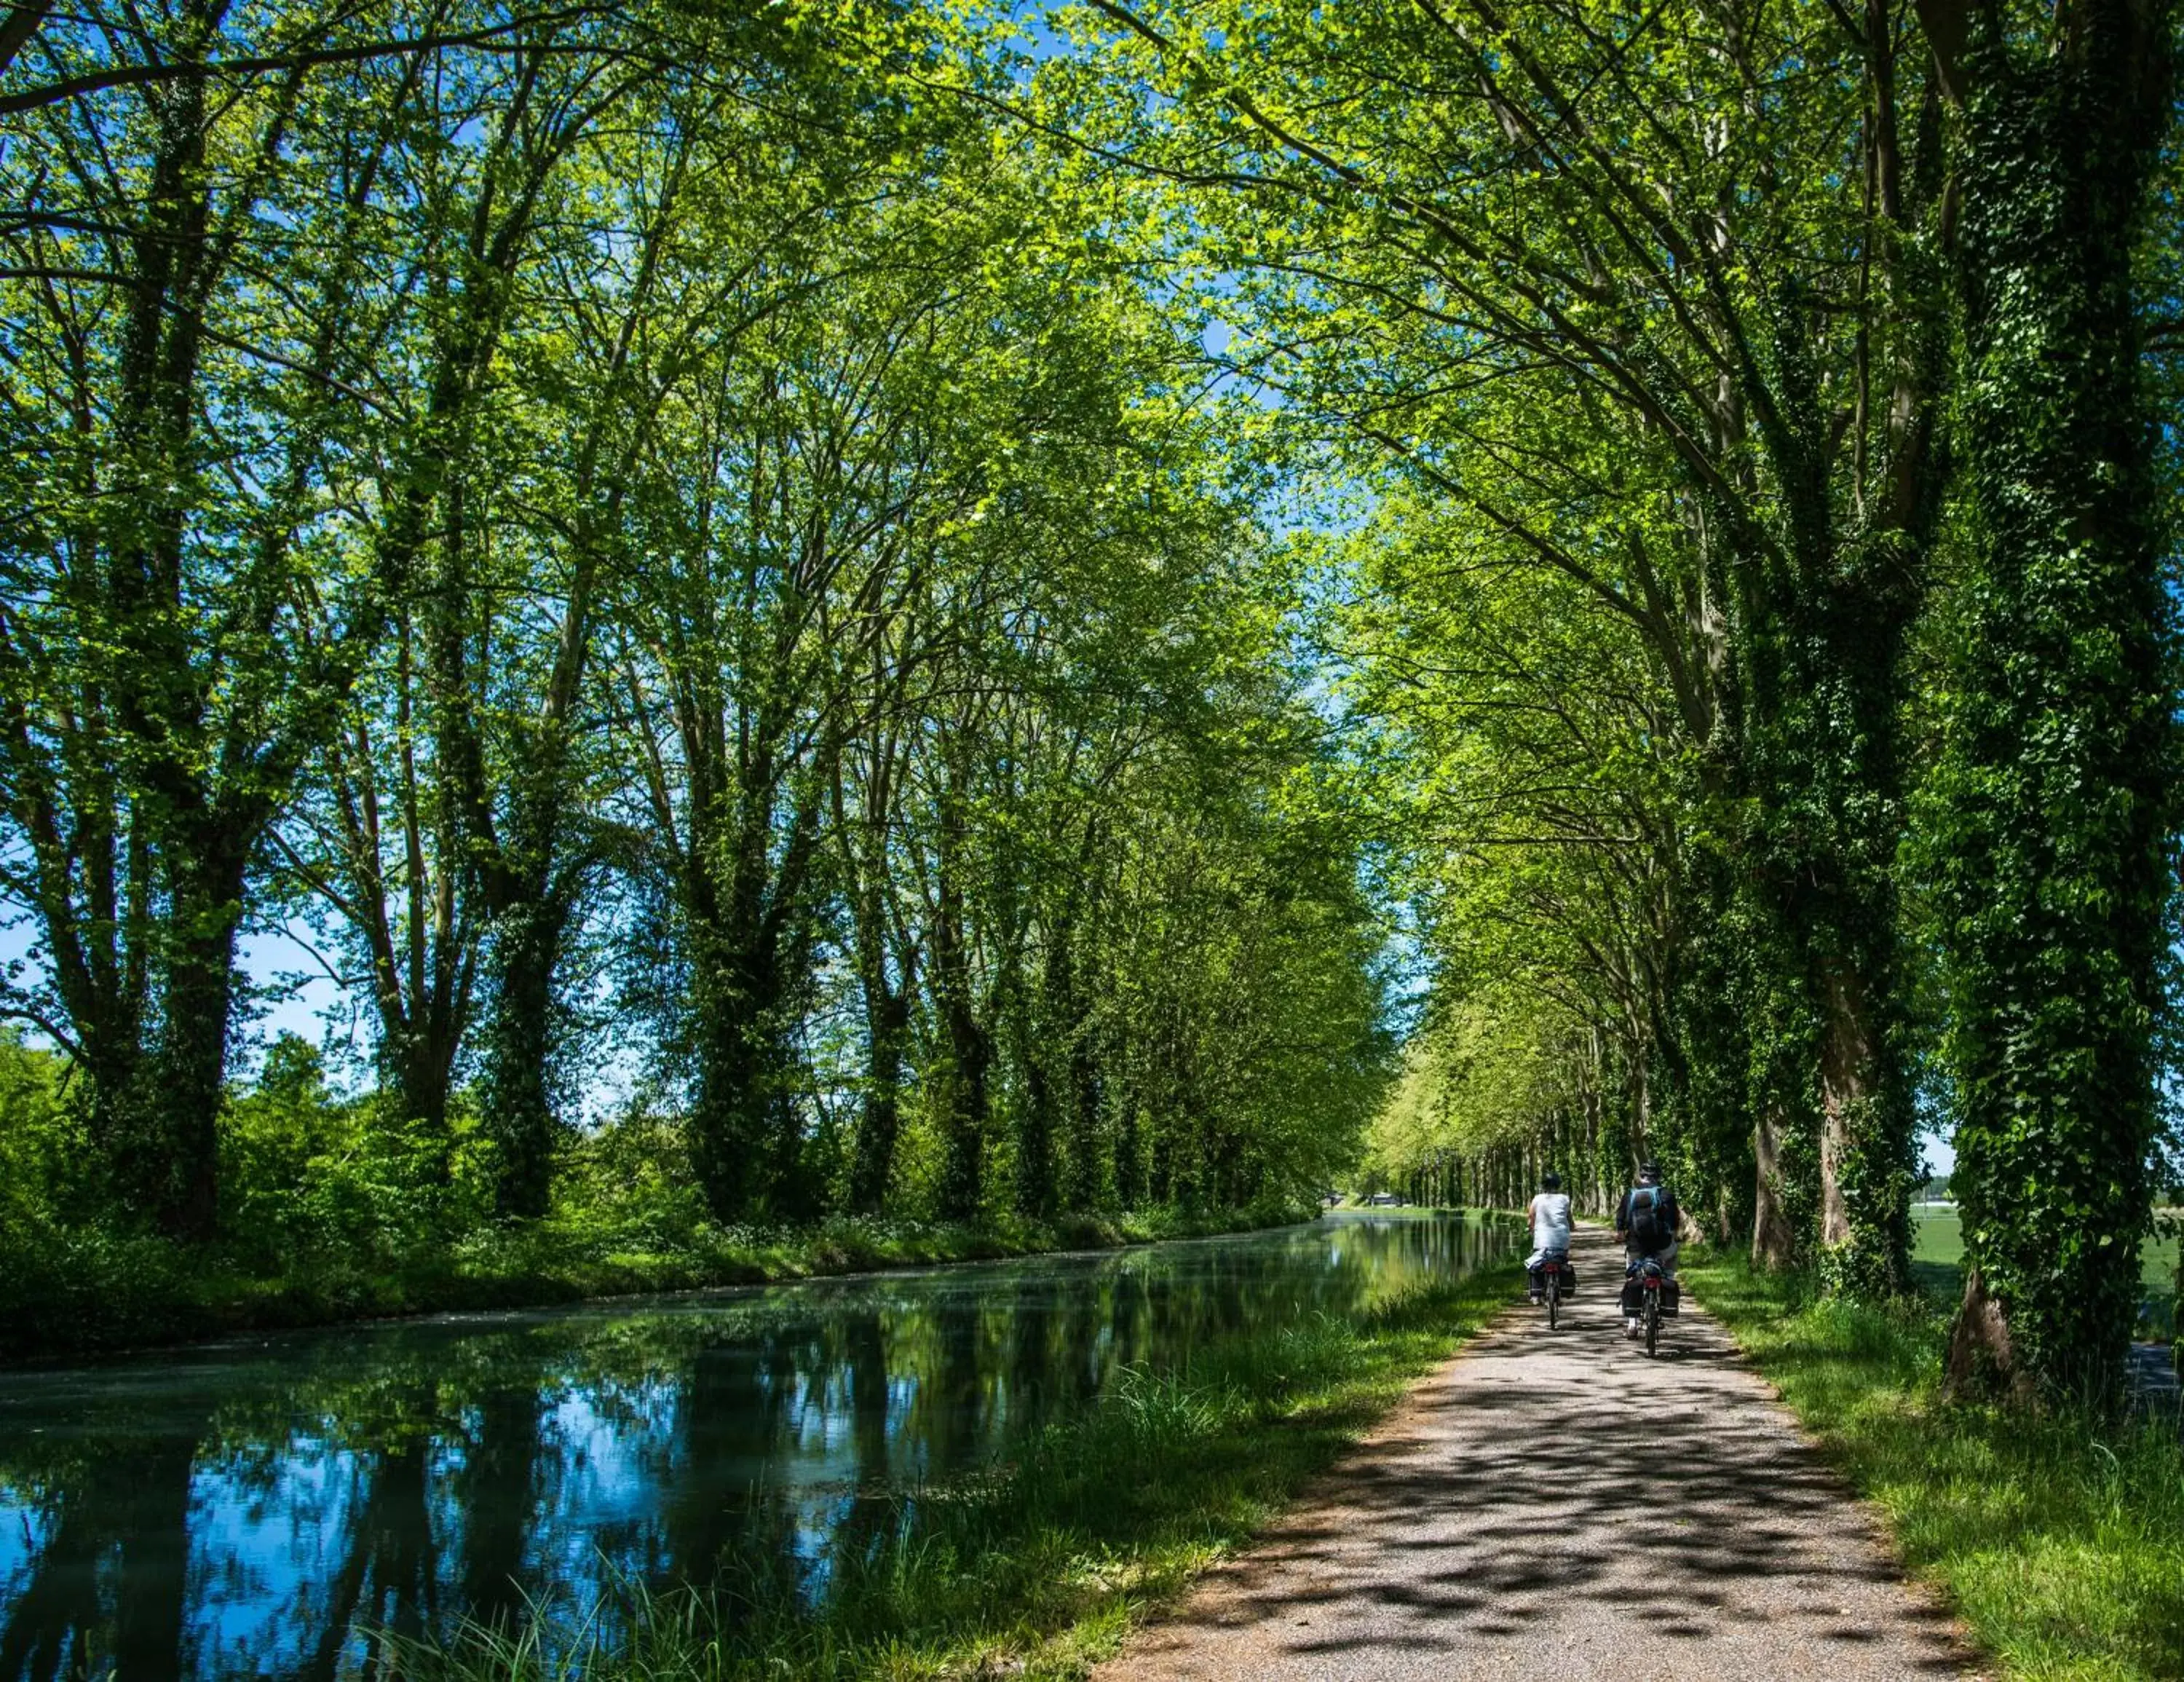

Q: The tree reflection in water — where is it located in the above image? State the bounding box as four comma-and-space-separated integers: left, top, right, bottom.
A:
0, 1212, 1516, 1681
0, 1425, 197, 1682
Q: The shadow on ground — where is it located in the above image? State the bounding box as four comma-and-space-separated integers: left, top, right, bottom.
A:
1099, 1230, 1982, 1682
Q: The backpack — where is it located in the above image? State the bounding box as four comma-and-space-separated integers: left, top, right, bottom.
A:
1626, 1185, 1674, 1252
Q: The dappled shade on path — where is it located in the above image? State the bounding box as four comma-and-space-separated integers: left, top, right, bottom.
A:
1099, 1230, 1981, 1682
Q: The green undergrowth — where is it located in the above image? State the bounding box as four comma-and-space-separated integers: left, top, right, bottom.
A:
0, 1202, 1311, 1365
1685, 1249, 2184, 1682
403, 1264, 1520, 1682
0, 1033, 1326, 1364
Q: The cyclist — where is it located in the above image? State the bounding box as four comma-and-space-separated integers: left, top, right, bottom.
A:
1614, 1161, 1680, 1338
1526, 1172, 1575, 1303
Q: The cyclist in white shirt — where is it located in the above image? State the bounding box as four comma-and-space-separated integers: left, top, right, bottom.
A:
1526, 1173, 1574, 1303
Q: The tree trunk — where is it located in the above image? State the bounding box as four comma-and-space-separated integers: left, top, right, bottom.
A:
1919, 0, 2175, 1402
389, 1027, 457, 1151
479, 893, 569, 1219
1115, 1099, 1143, 1209
1017, 1046, 1056, 1218
1016, 907, 1072, 1220
930, 772, 989, 1222
936, 997, 991, 1225
1065, 1008, 1105, 1210
687, 928, 790, 1223
848, 979, 910, 1215
1800, 953, 1913, 1295
1751, 1099, 1798, 1269
127, 830, 249, 1240
1942, 1266, 2038, 1405
1815, 971, 1860, 1252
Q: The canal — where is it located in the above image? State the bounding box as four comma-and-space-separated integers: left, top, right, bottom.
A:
0, 1209, 1518, 1680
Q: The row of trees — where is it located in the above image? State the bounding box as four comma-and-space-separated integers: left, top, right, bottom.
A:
0, 0, 1388, 1254
6, 0, 2175, 1397
1051, 0, 2182, 1398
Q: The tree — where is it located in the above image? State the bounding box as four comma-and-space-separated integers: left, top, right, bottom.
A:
1917, 0, 2177, 1401
1053, 0, 1957, 1287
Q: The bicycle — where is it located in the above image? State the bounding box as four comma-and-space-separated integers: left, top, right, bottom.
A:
1530, 1249, 1572, 1330
1626, 1257, 1670, 1355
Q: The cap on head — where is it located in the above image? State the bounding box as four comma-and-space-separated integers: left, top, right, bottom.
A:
1541, 1172, 1562, 1191
1638, 1161, 1662, 1182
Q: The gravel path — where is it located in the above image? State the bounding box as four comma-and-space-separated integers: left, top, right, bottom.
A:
1096, 1228, 1982, 1682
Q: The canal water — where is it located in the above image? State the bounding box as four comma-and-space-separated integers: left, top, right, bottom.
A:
0, 1210, 1516, 1681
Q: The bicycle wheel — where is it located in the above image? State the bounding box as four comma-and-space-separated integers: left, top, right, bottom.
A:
1645, 1296, 1660, 1357
1548, 1274, 1559, 1330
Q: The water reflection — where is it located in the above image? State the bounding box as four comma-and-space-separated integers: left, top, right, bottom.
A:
0, 1212, 1515, 1681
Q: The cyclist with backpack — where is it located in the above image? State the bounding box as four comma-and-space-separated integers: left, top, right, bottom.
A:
1615, 1161, 1680, 1339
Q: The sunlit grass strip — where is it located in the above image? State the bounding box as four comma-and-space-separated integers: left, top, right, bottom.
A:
406, 1264, 1521, 1682
1684, 1252, 2184, 1682
1908, 1204, 2180, 1341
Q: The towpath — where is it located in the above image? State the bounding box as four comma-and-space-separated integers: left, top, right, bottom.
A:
1096, 1226, 1980, 1682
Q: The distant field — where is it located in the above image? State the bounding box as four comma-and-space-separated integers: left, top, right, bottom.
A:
1912, 1204, 2179, 1336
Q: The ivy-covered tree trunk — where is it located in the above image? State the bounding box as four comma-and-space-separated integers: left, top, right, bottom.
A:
1019, 848, 1101, 1218
678, 751, 828, 1224
1015, 971, 1059, 1220
94, 2, 225, 1240
684, 861, 815, 1224
1811, 944, 1918, 1292
838, 754, 911, 1217
1063, 1003, 1107, 1211
134, 834, 253, 1239
930, 847, 989, 1223
1920, 0, 2175, 1402
478, 893, 570, 1219
687, 943, 791, 1223
1059, 836, 1109, 1212
470, 577, 611, 1212
1755, 791, 1918, 1297
1736, 336, 1928, 1296
472, 652, 592, 1220
1750, 1099, 1799, 1268
848, 969, 911, 1217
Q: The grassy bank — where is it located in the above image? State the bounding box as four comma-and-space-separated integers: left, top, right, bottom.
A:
1684, 1249, 2184, 1681
407, 1262, 1519, 1682
0, 1201, 1313, 1365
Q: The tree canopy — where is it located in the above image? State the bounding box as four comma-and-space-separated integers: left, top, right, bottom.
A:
0, 0, 2177, 1399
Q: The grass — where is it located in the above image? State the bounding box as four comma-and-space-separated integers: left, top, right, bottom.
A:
1910, 1204, 2181, 1340
1685, 1248, 2184, 1682
0, 1202, 1315, 1365
403, 1262, 1522, 1682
